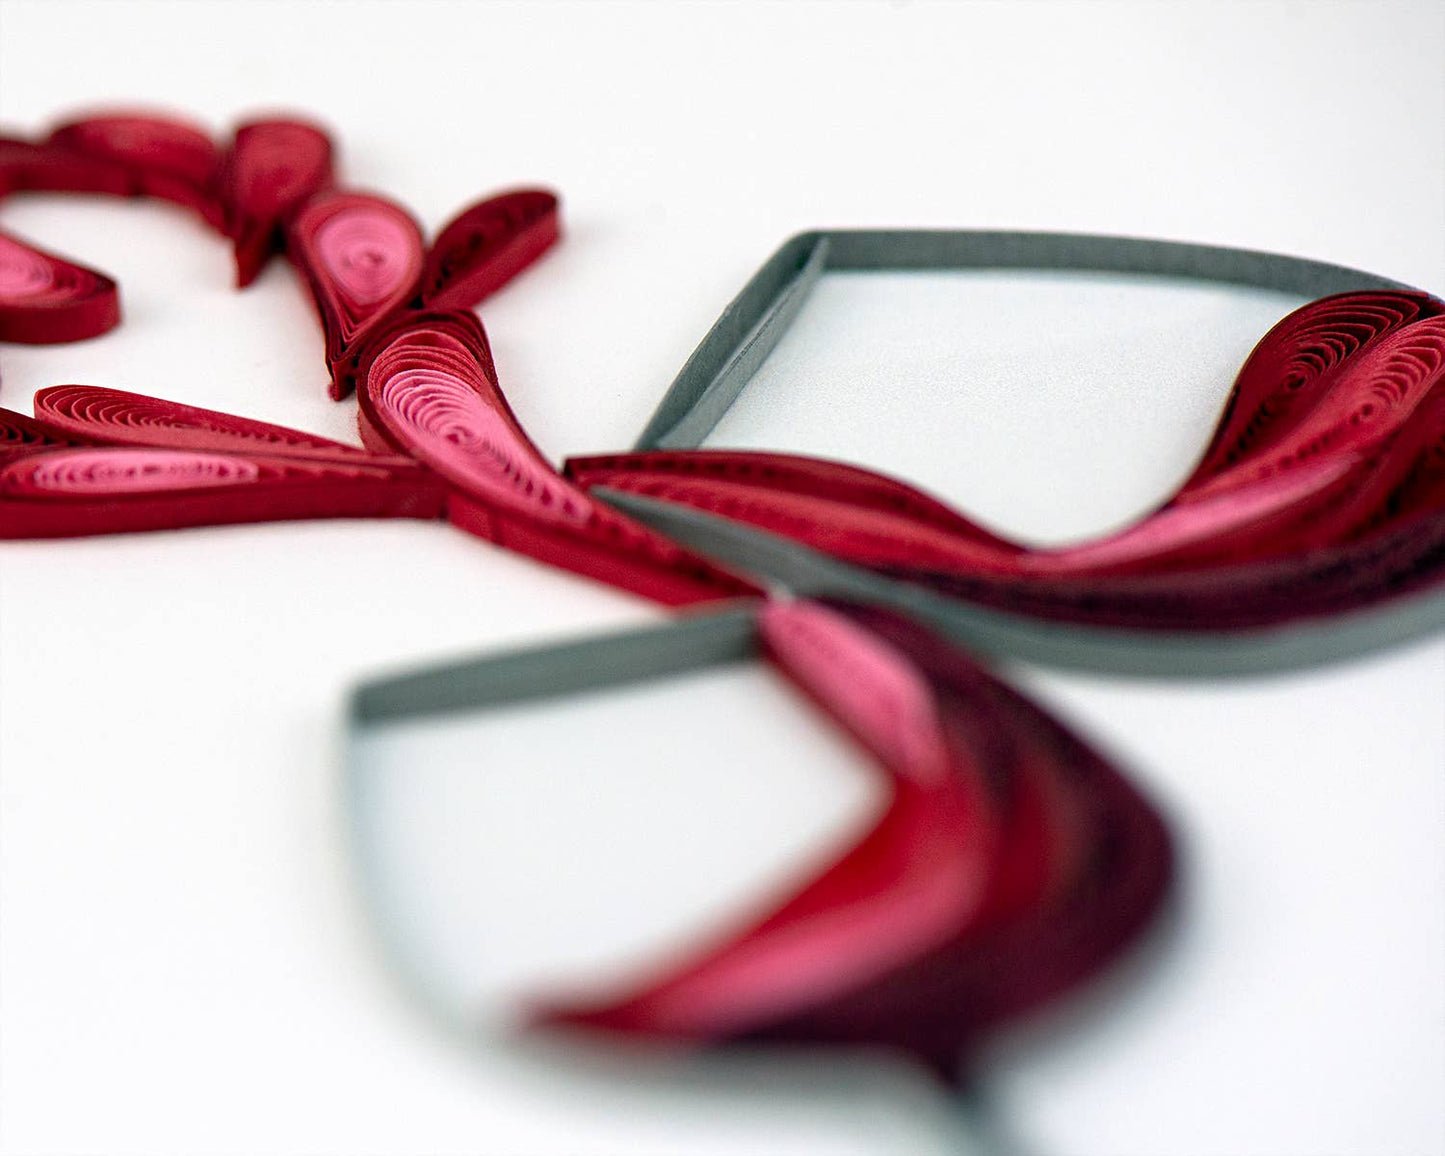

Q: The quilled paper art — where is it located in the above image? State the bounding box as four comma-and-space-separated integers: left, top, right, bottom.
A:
355, 310, 753, 604
567, 230, 1445, 673
0, 385, 446, 536
0, 107, 1432, 1133
348, 598, 1173, 1082
0, 109, 754, 604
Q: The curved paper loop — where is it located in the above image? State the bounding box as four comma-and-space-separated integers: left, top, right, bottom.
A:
1, 446, 264, 495
0, 136, 133, 200
631, 230, 1415, 453
0, 406, 91, 464
737, 603, 1172, 1072
0, 230, 120, 344
1, 381, 446, 540
420, 189, 560, 311
532, 604, 1172, 1073
531, 603, 1002, 1044
221, 118, 335, 287
46, 112, 225, 229
288, 190, 426, 398
1185, 291, 1444, 486
348, 601, 1171, 1078
0, 441, 444, 539
33, 384, 415, 467
358, 311, 756, 604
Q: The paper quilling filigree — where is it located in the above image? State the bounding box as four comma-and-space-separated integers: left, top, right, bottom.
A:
0, 109, 753, 604
567, 231, 1445, 674
572, 290, 1445, 622
3, 110, 1441, 1113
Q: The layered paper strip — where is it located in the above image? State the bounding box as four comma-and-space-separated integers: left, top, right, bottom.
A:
350, 600, 1172, 1077
0, 111, 314, 351
46, 111, 227, 228
536, 602, 1172, 1074
287, 187, 561, 399
420, 189, 561, 311
357, 310, 757, 604
221, 118, 335, 288
0, 229, 120, 344
288, 190, 427, 398
0, 386, 445, 537
0, 108, 750, 601
569, 291, 1445, 630
0, 109, 563, 405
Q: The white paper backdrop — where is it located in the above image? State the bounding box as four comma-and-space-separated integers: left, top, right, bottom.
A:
1, 3, 1442, 1154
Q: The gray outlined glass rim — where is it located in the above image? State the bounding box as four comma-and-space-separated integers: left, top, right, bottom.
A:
593, 489, 1445, 680
634, 228, 1421, 451
610, 230, 1443, 676
350, 603, 764, 729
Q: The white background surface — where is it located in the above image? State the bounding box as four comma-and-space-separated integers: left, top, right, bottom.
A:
1, 2, 1443, 1154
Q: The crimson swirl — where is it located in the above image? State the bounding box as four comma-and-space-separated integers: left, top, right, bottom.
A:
0, 447, 261, 497
566, 291, 1445, 629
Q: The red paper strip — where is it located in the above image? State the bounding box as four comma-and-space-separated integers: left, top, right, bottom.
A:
0, 389, 445, 540
0, 110, 607, 589
32, 384, 413, 467
567, 291, 1445, 629
0, 136, 133, 200
220, 118, 334, 288
358, 310, 758, 604
0, 230, 120, 344
0, 406, 91, 465
533, 601, 1172, 1076
287, 187, 562, 399
420, 189, 560, 311
287, 190, 426, 399
46, 112, 226, 229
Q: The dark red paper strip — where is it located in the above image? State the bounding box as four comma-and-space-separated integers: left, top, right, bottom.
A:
33, 384, 413, 467
533, 601, 1172, 1077
567, 291, 1445, 628
0, 405, 91, 464
0, 388, 445, 540
0, 229, 120, 344
0, 136, 133, 200
287, 190, 427, 400
358, 310, 757, 604
220, 118, 335, 288
421, 189, 560, 311
47, 112, 225, 229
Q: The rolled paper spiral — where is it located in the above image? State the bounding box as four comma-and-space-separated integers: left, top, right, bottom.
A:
1185, 292, 1444, 485
359, 311, 757, 604
0, 230, 120, 344
420, 190, 560, 311
32, 384, 417, 469
46, 112, 226, 229
288, 191, 426, 399
0, 113, 240, 366
2, 109, 564, 416
221, 118, 335, 288
0, 406, 91, 465
0, 441, 445, 538
1, 446, 262, 495
0, 109, 575, 557
567, 291, 1445, 629
365, 318, 589, 525
0, 385, 447, 539
533, 600, 1172, 1078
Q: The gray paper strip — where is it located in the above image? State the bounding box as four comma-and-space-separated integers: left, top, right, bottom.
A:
636, 229, 1419, 451
596, 488, 1445, 679
352, 605, 762, 727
